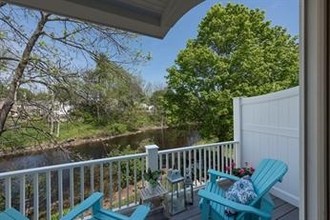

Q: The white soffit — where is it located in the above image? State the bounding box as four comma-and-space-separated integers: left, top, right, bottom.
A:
4, 0, 204, 39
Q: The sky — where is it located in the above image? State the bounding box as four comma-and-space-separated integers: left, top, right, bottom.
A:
134, 0, 299, 87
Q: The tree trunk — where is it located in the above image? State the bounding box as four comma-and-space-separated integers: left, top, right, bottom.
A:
0, 12, 50, 136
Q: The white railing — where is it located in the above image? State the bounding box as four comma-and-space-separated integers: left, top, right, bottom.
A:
158, 141, 239, 187
0, 141, 239, 219
0, 153, 147, 220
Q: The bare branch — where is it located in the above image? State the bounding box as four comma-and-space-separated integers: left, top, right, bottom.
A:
0, 15, 29, 42
0, 11, 49, 135
0, 56, 20, 62
44, 34, 98, 57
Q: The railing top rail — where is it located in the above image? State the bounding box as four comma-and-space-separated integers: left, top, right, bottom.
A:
158, 141, 238, 154
0, 152, 147, 178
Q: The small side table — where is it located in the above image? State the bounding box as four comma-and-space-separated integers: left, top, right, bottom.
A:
140, 184, 168, 207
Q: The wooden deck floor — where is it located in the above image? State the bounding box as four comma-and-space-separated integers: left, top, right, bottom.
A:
147, 193, 299, 220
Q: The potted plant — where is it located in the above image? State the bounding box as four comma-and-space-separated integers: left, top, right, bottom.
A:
143, 168, 161, 192
226, 162, 255, 178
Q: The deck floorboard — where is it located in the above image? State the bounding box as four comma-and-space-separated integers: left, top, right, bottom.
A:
147, 192, 299, 220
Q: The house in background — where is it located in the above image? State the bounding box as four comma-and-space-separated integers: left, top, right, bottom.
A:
52, 102, 73, 119
139, 103, 155, 114
0, 0, 329, 219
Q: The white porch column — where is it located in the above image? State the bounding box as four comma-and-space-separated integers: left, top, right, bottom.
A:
301, 0, 329, 219
145, 145, 159, 172
233, 97, 242, 167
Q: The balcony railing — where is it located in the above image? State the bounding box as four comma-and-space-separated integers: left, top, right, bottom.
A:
158, 141, 239, 187
0, 141, 239, 220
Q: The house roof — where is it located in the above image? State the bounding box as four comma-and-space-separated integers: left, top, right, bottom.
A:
5, 0, 204, 39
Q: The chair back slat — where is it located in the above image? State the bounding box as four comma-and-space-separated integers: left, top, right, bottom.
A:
199, 158, 288, 220
251, 159, 288, 199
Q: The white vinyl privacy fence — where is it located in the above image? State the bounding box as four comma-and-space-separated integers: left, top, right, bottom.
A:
234, 87, 299, 207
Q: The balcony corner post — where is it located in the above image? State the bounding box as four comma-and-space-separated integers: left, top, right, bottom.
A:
233, 97, 242, 167
145, 145, 159, 172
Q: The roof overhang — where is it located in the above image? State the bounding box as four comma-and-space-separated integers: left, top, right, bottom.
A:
3, 0, 204, 39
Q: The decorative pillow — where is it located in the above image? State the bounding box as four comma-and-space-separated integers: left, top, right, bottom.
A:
224, 175, 257, 215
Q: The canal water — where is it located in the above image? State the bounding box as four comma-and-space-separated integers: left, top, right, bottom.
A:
0, 128, 200, 172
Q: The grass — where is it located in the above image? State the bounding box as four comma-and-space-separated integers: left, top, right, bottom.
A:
0, 120, 124, 151
0, 117, 158, 152
0, 122, 50, 150
58, 121, 105, 140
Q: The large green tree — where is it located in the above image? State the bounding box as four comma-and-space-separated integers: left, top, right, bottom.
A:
165, 4, 299, 141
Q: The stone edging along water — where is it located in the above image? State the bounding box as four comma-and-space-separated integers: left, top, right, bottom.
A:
0, 126, 168, 158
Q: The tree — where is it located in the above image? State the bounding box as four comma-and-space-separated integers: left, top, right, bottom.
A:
0, 4, 147, 137
165, 4, 299, 141
150, 89, 167, 126
75, 54, 144, 125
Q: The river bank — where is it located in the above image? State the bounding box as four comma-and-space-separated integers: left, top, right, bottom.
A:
0, 127, 200, 173
0, 126, 168, 158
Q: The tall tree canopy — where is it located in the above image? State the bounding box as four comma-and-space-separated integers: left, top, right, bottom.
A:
165, 4, 299, 141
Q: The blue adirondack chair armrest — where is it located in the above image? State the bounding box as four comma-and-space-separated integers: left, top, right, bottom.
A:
94, 208, 130, 220
61, 192, 103, 220
0, 208, 28, 220
208, 169, 240, 183
62, 192, 150, 220
94, 204, 150, 220
129, 204, 150, 220
129, 205, 150, 220
198, 189, 271, 219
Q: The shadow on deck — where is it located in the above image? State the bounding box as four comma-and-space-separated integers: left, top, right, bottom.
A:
147, 192, 299, 220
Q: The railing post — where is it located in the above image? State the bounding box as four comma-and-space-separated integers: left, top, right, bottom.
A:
233, 97, 242, 167
145, 145, 159, 171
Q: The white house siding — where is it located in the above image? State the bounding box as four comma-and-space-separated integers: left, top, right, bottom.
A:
234, 87, 299, 207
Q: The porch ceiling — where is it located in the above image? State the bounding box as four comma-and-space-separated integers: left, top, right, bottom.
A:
4, 0, 204, 39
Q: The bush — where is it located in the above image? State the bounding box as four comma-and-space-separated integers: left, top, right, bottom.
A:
106, 123, 128, 135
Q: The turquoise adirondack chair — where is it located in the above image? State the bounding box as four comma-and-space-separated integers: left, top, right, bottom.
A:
0, 208, 28, 220
61, 192, 150, 220
198, 159, 288, 220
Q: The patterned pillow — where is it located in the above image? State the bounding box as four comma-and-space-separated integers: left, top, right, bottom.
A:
224, 175, 257, 215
